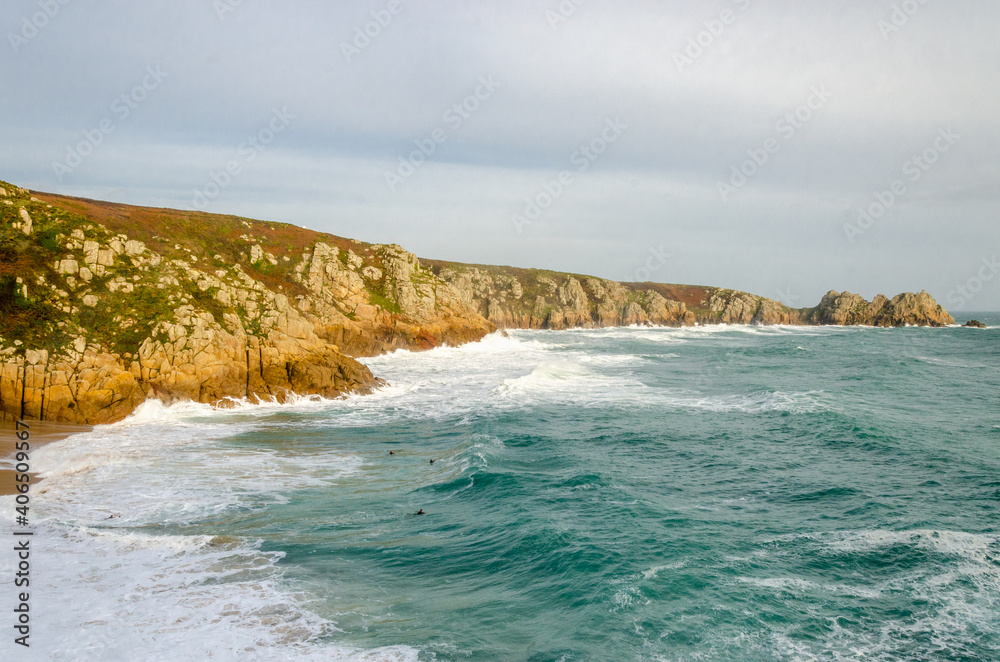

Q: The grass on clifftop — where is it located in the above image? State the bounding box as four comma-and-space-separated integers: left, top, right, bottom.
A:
0, 179, 429, 355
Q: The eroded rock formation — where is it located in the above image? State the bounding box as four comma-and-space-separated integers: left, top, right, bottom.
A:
805, 290, 954, 327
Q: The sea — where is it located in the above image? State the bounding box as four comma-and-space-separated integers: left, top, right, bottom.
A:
2, 315, 999, 661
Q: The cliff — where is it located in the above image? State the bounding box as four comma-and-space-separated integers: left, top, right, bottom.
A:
0, 180, 954, 424
0, 181, 492, 424
804, 290, 954, 327
423, 263, 953, 330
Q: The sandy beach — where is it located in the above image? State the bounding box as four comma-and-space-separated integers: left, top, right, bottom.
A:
0, 420, 91, 496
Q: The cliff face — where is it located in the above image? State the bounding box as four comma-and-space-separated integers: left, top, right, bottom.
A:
804, 290, 954, 327
703, 289, 804, 325
424, 264, 953, 329
425, 263, 697, 329
0, 180, 954, 424
0, 182, 492, 424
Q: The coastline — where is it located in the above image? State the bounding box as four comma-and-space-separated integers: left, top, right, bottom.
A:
2, 319, 984, 430
0, 420, 91, 495
0, 182, 958, 427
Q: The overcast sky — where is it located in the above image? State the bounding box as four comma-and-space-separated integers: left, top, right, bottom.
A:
2, 0, 998, 312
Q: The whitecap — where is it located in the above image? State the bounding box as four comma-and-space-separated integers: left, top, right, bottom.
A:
660, 389, 830, 414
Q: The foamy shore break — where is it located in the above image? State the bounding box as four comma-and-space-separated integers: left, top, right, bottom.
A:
0, 420, 90, 495
0, 179, 955, 425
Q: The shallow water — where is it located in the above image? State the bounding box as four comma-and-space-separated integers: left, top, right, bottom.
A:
3, 316, 999, 660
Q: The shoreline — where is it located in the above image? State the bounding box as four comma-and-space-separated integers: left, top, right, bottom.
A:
0, 420, 91, 496
2, 320, 992, 431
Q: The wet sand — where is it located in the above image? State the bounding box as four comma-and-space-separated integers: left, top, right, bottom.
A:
1, 420, 91, 496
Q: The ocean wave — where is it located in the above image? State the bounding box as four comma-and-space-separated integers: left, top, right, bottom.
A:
0, 521, 419, 661
911, 355, 989, 369
736, 575, 882, 600
108, 392, 353, 429
576, 352, 648, 365
493, 359, 646, 406
733, 528, 1000, 660
554, 323, 852, 337
494, 359, 595, 395
26, 416, 363, 527
362, 330, 551, 367
663, 389, 831, 414
812, 528, 1000, 564
330, 330, 836, 419
0, 403, 413, 659
760, 528, 1000, 567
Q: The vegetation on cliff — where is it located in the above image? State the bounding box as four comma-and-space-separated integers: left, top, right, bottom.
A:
0, 180, 954, 423
0, 180, 492, 423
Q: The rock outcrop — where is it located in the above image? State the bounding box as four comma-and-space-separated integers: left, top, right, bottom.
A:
429, 264, 697, 329
705, 289, 803, 325
805, 290, 954, 327
0, 179, 956, 424
964, 320, 986, 328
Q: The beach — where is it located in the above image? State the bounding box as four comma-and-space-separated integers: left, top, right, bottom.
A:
0, 420, 91, 496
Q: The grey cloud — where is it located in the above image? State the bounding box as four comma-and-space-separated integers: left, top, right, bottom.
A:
1, 0, 998, 310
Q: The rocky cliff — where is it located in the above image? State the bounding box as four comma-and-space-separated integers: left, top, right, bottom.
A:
0, 181, 492, 424
424, 262, 698, 329
804, 290, 954, 327
424, 263, 953, 330
0, 180, 954, 424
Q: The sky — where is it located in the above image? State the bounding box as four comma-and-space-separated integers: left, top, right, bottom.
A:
2, 0, 998, 312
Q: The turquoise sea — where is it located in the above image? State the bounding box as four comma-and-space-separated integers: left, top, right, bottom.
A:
3, 316, 999, 660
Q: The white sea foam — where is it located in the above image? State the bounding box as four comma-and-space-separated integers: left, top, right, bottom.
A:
641, 561, 687, 580
750, 528, 1000, 660
27, 412, 363, 527
349, 332, 650, 418
0, 518, 419, 661
656, 389, 831, 414
359, 331, 833, 417
78, 392, 352, 435
912, 355, 988, 369
812, 528, 1000, 562
737, 576, 882, 600
493, 359, 640, 405
0, 405, 416, 660
576, 352, 647, 365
